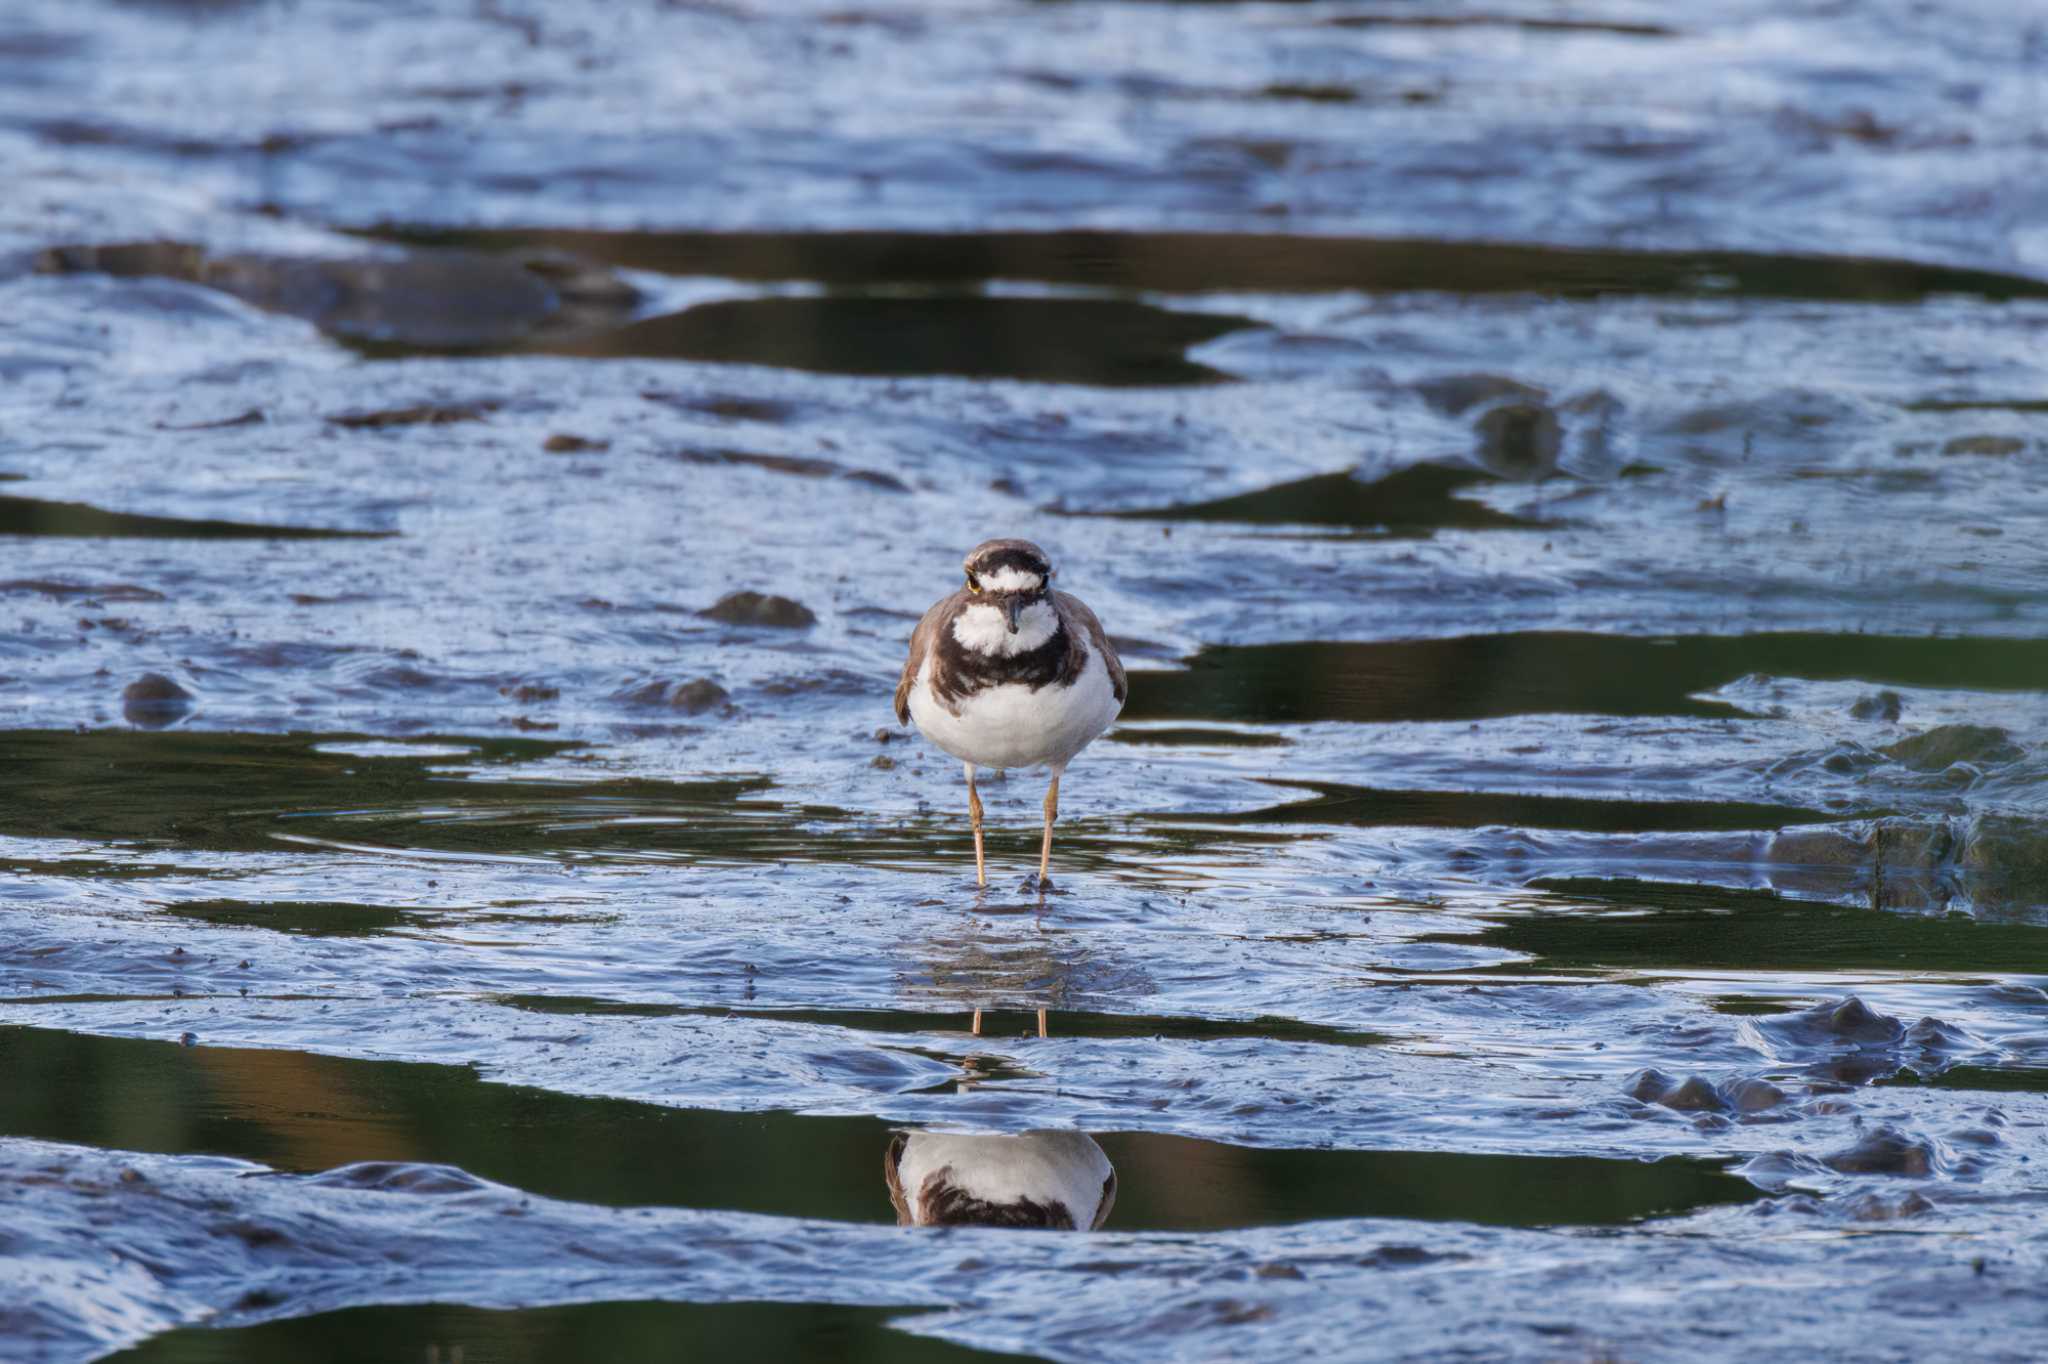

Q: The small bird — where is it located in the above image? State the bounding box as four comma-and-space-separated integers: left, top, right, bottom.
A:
885, 1130, 1117, 1230
895, 538, 1126, 890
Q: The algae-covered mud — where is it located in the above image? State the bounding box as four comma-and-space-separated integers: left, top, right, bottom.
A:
2, 1, 2046, 1361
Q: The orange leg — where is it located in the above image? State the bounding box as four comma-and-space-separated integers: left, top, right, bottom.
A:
1037, 772, 1060, 884
966, 765, 987, 888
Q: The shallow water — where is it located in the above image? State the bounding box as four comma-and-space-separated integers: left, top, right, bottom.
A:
2, 1, 2047, 1361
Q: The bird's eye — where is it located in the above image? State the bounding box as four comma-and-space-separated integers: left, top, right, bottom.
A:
966, 573, 981, 593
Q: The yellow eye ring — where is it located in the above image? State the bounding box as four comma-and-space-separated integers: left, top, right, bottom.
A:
966, 573, 981, 593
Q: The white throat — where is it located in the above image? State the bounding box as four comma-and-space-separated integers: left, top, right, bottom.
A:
952, 599, 1057, 655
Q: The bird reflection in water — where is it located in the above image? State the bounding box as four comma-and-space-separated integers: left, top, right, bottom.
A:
885, 1130, 1116, 1230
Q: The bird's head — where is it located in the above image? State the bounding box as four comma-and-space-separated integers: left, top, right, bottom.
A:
955, 538, 1056, 654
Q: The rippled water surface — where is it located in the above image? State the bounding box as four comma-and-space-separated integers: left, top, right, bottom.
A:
3, 1, 2046, 1361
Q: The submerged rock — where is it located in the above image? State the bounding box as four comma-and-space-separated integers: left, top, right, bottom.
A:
1903, 1017, 1987, 1055
1842, 1190, 1937, 1221
701, 591, 817, 628
308, 1161, 493, 1195
1624, 1070, 1785, 1115
120, 672, 193, 728
1958, 814, 2048, 886
1657, 1075, 1726, 1112
1766, 818, 1951, 873
34, 239, 205, 280
1758, 995, 1906, 1049
1941, 435, 2025, 457
1824, 1125, 1943, 1177
618, 678, 731, 713
1723, 1078, 1788, 1113
1883, 724, 2023, 771
1849, 690, 1903, 722
1472, 401, 1562, 480
327, 402, 497, 429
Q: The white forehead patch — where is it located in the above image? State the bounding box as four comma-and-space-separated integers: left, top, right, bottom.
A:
974, 566, 1044, 593
952, 600, 1057, 655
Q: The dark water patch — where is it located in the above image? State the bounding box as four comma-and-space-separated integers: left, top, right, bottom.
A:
0, 495, 391, 540
0, 729, 602, 856
0, 1024, 911, 1224
1092, 1133, 1752, 1229
641, 390, 803, 424
1904, 398, 2048, 413
1941, 435, 2027, 457
36, 241, 641, 351
1878, 1066, 2048, 1095
1321, 12, 1676, 37
0, 858, 191, 881
157, 900, 426, 937
495, 996, 1391, 1050
1259, 82, 1360, 104
1078, 465, 1543, 535
1106, 727, 1290, 748
105, 1301, 1017, 1364
0, 579, 167, 602
674, 446, 910, 492
367, 229, 2048, 304
0, 730, 1275, 873
1449, 879, 2048, 975
32, 239, 206, 278
155, 407, 267, 432
1709, 996, 1806, 1018
533, 296, 1254, 386
0, 993, 338, 1007
1154, 779, 1847, 835
1125, 632, 2048, 725
0, 1027, 1752, 1231
326, 401, 497, 429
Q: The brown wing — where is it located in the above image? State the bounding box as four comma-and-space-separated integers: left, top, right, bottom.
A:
894, 591, 963, 724
1054, 591, 1126, 703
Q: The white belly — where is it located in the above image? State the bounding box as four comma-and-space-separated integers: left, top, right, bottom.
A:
908, 649, 1122, 772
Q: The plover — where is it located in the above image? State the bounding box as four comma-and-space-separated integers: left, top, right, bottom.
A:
895, 538, 1126, 890
885, 1130, 1116, 1230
